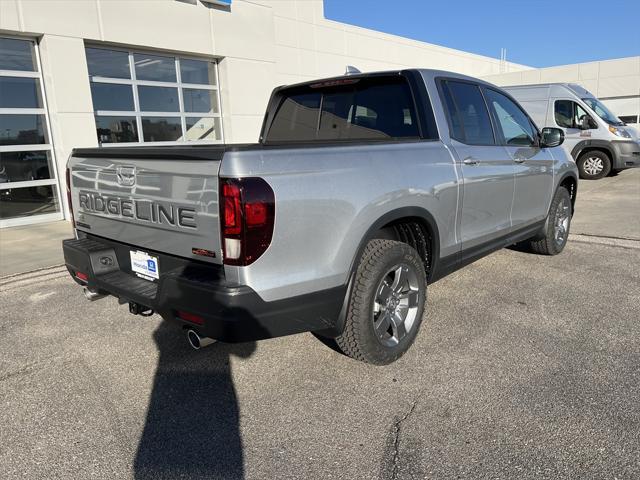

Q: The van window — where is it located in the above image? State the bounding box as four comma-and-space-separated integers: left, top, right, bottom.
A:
484, 89, 537, 146
555, 100, 592, 129
266, 76, 420, 143
442, 81, 494, 145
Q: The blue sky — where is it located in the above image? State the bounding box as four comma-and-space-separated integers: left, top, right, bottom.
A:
323, 0, 640, 67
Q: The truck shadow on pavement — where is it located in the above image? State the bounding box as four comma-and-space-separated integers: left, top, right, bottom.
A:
134, 321, 256, 480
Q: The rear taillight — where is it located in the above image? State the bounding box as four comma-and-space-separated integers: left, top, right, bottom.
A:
219, 177, 275, 266
66, 167, 75, 228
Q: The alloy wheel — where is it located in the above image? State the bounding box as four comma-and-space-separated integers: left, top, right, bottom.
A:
372, 264, 420, 347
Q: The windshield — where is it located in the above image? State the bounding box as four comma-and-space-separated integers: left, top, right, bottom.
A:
582, 98, 624, 126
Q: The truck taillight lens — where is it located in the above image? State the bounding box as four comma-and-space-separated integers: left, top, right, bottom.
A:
66, 167, 75, 228
220, 177, 275, 266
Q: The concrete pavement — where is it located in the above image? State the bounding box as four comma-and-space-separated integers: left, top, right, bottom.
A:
0, 220, 71, 277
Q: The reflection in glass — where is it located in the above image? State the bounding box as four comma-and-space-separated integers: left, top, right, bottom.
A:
90, 83, 135, 111
0, 151, 53, 182
185, 117, 222, 141
183, 89, 218, 114
180, 59, 216, 85
0, 77, 43, 108
138, 86, 179, 112
0, 184, 59, 220
142, 117, 182, 142
95, 116, 139, 144
85, 48, 131, 79
134, 53, 176, 82
0, 38, 37, 72
0, 115, 47, 146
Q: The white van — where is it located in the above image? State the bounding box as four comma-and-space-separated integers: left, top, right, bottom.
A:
503, 83, 640, 180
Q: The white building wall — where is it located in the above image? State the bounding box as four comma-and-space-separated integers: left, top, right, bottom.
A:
2, 0, 531, 223
483, 57, 640, 127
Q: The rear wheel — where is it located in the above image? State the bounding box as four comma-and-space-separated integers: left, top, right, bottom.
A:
336, 239, 426, 365
577, 151, 611, 180
527, 186, 572, 255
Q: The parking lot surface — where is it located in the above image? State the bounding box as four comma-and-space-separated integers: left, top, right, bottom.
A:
1, 170, 639, 479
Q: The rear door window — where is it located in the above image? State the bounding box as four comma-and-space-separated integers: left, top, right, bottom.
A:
265, 76, 420, 143
441, 81, 495, 145
484, 88, 537, 146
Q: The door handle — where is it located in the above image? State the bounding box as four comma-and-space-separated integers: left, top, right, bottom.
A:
463, 157, 479, 165
513, 157, 526, 163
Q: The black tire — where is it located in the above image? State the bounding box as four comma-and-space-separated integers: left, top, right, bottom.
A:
577, 150, 611, 180
527, 187, 572, 255
335, 239, 427, 365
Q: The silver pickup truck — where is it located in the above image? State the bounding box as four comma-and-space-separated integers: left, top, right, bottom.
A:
63, 69, 578, 364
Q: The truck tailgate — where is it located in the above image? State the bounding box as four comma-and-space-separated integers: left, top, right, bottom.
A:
68, 147, 225, 265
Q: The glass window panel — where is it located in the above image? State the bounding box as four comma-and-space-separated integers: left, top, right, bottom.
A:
0, 150, 53, 182
0, 77, 43, 109
0, 184, 59, 220
182, 88, 218, 114
446, 81, 495, 145
0, 114, 47, 146
267, 93, 321, 142
138, 86, 179, 112
95, 116, 139, 144
134, 53, 176, 82
185, 117, 222, 141
85, 48, 131, 79
90, 83, 134, 111
484, 89, 536, 146
180, 59, 216, 85
141, 117, 182, 142
0, 38, 37, 71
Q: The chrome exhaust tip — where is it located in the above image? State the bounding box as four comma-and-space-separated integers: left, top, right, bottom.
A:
187, 329, 216, 350
83, 287, 106, 301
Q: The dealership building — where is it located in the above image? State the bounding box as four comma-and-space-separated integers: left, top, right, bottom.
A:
0, 0, 638, 228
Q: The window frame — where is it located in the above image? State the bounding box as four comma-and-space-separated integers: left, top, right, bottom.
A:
482, 86, 540, 148
553, 99, 597, 130
86, 45, 224, 146
0, 34, 63, 228
436, 77, 498, 147
261, 73, 435, 145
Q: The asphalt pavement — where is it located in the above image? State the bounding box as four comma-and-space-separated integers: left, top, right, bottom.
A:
1, 169, 639, 479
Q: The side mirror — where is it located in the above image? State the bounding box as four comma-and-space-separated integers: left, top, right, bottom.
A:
540, 127, 564, 148
580, 115, 596, 130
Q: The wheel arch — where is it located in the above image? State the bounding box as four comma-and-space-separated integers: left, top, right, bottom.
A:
571, 141, 615, 164
348, 207, 440, 284
324, 207, 440, 339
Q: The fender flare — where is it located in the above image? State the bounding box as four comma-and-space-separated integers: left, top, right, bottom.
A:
571, 140, 616, 164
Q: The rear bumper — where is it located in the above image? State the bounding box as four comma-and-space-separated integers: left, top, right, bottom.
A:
63, 234, 345, 342
612, 140, 640, 169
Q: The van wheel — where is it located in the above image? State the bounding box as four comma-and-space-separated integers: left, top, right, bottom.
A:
336, 239, 426, 365
577, 151, 611, 180
527, 187, 572, 255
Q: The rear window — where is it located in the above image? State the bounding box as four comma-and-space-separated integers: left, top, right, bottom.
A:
265, 76, 420, 143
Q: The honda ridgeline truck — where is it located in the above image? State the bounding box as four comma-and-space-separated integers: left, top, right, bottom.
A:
503, 83, 640, 180
63, 69, 578, 364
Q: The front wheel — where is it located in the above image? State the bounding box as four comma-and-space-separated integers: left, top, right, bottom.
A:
527, 186, 572, 255
336, 239, 427, 365
577, 151, 611, 180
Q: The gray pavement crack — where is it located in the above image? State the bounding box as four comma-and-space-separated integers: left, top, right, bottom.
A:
389, 398, 419, 480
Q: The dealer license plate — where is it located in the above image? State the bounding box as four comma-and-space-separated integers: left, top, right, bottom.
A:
130, 250, 159, 281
